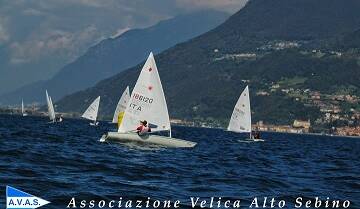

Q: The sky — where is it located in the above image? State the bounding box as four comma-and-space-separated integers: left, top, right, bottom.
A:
0, 0, 248, 94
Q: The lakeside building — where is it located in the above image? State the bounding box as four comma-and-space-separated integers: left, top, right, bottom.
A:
293, 120, 311, 129
254, 120, 311, 134
256, 91, 270, 96
336, 126, 360, 136
170, 119, 196, 127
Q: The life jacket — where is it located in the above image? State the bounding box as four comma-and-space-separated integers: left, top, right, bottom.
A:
137, 125, 150, 133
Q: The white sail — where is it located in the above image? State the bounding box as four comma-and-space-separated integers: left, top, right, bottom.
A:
227, 85, 252, 134
118, 52, 171, 133
21, 100, 24, 115
46, 90, 56, 122
112, 86, 130, 123
21, 99, 28, 116
49, 96, 55, 118
82, 96, 100, 122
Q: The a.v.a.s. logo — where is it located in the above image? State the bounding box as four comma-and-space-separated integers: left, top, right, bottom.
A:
6, 186, 50, 209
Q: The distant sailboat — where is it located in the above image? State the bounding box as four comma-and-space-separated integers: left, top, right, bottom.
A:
101, 52, 196, 148
82, 96, 100, 126
46, 90, 56, 123
112, 86, 130, 127
21, 99, 28, 116
227, 86, 263, 141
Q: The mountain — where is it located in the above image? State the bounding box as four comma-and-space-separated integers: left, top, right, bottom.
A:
335, 29, 360, 49
0, 10, 229, 105
57, 0, 360, 127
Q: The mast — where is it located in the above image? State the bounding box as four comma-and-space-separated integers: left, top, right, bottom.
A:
248, 86, 252, 139
21, 99, 24, 115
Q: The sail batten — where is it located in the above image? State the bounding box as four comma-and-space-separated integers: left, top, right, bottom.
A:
227, 86, 252, 133
118, 52, 171, 133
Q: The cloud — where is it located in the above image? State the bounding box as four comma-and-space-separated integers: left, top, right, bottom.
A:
111, 27, 131, 39
35, 0, 120, 10
10, 41, 43, 64
10, 26, 99, 64
0, 0, 246, 92
175, 0, 249, 13
2, 0, 245, 62
22, 8, 46, 16
76, 0, 110, 7
0, 17, 9, 45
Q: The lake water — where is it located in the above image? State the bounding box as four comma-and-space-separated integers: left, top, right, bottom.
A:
0, 115, 359, 208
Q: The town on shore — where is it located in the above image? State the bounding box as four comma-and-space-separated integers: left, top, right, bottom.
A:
170, 119, 357, 137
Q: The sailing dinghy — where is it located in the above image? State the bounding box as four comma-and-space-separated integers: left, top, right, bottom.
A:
227, 86, 264, 141
101, 52, 196, 148
112, 86, 130, 127
46, 90, 57, 123
82, 96, 100, 126
21, 99, 28, 116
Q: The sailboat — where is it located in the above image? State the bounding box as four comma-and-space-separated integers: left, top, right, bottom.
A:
227, 86, 263, 141
112, 86, 130, 127
46, 90, 56, 123
21, 99, 28, 116
82, 96, 100, 126
101, 52, 196, 148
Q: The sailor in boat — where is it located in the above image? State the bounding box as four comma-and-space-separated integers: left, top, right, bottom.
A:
58, 114, 63, 122
136, 120, 151, 136
253, 129, 261, 139
254, 131, 261, 139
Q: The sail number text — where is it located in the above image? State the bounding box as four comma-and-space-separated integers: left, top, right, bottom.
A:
133, 93, 153, 104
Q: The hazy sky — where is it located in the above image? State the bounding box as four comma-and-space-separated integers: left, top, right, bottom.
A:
0, 0, 248, 94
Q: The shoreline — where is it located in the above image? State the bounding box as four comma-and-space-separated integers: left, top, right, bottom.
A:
1, 113, 359, 139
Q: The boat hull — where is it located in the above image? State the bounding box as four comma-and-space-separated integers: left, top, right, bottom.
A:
103, 132, 197, 148
90, 121, 99, 126
246, 138, 265, 142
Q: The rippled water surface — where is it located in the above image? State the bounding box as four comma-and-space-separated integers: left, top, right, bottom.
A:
0, 114, 359, 208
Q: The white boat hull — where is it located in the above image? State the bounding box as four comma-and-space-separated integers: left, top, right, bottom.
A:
103, 132, 197, 148
246, 138, 265, 142
90, 121, 99, 126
